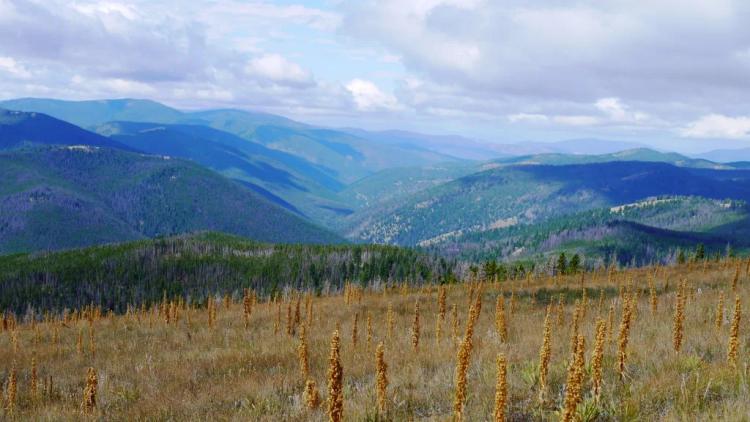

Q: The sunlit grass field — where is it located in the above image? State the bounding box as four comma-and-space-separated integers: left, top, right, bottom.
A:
1, 259, 749, 420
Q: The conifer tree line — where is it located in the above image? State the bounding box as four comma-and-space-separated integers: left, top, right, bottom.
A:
0, 234, 456, 315
0, 232, 735, 317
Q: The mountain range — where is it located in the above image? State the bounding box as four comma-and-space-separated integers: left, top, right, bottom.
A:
340, 161, 750, 245
1, 98, 461, 223
698, 148, 750, 164
3, 96, 750, 265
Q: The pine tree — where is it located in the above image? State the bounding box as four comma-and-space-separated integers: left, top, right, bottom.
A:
557, 253, 568, 275
569, 254, 581, 274
695, 244, 705, 261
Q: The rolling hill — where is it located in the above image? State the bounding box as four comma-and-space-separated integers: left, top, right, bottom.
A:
340, 130, 651, 158
0, 108, 132, 151
5, 97, 749, 267
246, 125, 459, 184
425, 196, 748, 265
343, 161, 750, 246
492, 148, 732, 169
95, 121, 346, 216
0, 98, 463, 184
337, 148, 737, 213
0, 146, 342, 254
0, 232, 449, 313
0, 98, 184, 127
1, 98, 467, 224
338, 128, 508, 160
337, 162, 480, 209
0, 108, 351, 224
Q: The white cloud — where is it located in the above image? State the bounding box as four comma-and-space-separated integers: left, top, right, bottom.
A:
425, 106, 495, 120
245, 54, 314, 87
101, 78, 156, 95
0, 56, 32, 79
341, 0, 750, 136
680, 114, 750, 139
552, 115, 599, 126
1, 0, 748, 142
73, 2, 139, 20
381, 54, 401, 64
508, 113, 548, 123
0, 0, 356, 120
70, 75, 156, 95
506, 98, 657, 129
202, 1, 341, 32
506, 113, 601, 127
595, 97, 649, 123
346, 79, 401, 111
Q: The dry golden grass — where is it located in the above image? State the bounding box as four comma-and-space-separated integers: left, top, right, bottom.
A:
494, 353, 507, 422
375, 341, 388, 414
1, 259, 750, 420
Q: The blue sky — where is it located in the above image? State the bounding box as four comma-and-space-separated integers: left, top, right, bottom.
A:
1, 0, 750, 153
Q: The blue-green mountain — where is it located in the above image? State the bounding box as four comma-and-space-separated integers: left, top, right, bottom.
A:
0, 108, 130, 151
0, 98, 461, 183
424, 196, 749, 266
95, 121, 345, 216
343, 161, 750, 246
0, 146, 342, 254
5, 97, 750, 266
1, 98, 463, 223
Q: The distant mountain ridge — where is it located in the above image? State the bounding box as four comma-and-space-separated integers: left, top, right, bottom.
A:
0, 98, 462, 181
698, 147, 750, 163
492, 148, 732, 169
0, 98, 661, 172
340, 129, 652, 159
0, 108, 132, 151
0, 98, 185, 127
0, 97, 467, 224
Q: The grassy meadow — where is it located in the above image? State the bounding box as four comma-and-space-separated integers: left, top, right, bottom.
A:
1, 259, 749, 420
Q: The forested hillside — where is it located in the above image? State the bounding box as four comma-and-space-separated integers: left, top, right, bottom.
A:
1, 98, 464, 223
0, 147, 341, 254
426, 197, 748, 265
0, 109, 130, 151
97, 121, 346, 216
0, 232, 456, 313
0, 98, 461, 184
345, 162, 750, 246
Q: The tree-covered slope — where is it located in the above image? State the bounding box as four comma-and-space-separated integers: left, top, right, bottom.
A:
96, 121, 347, 216
0, 146, 342, 254
247, 125, 459, 184
0, 232, 455, 313
0, 109, 132, 151
336, 149, 735, 215
336, 162, 479, 210
1, 98, 462, 185
344, 162, 750, 246
426, 197, 748, 265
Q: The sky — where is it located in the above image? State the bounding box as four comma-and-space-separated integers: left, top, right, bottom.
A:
1, 0, 750, 153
